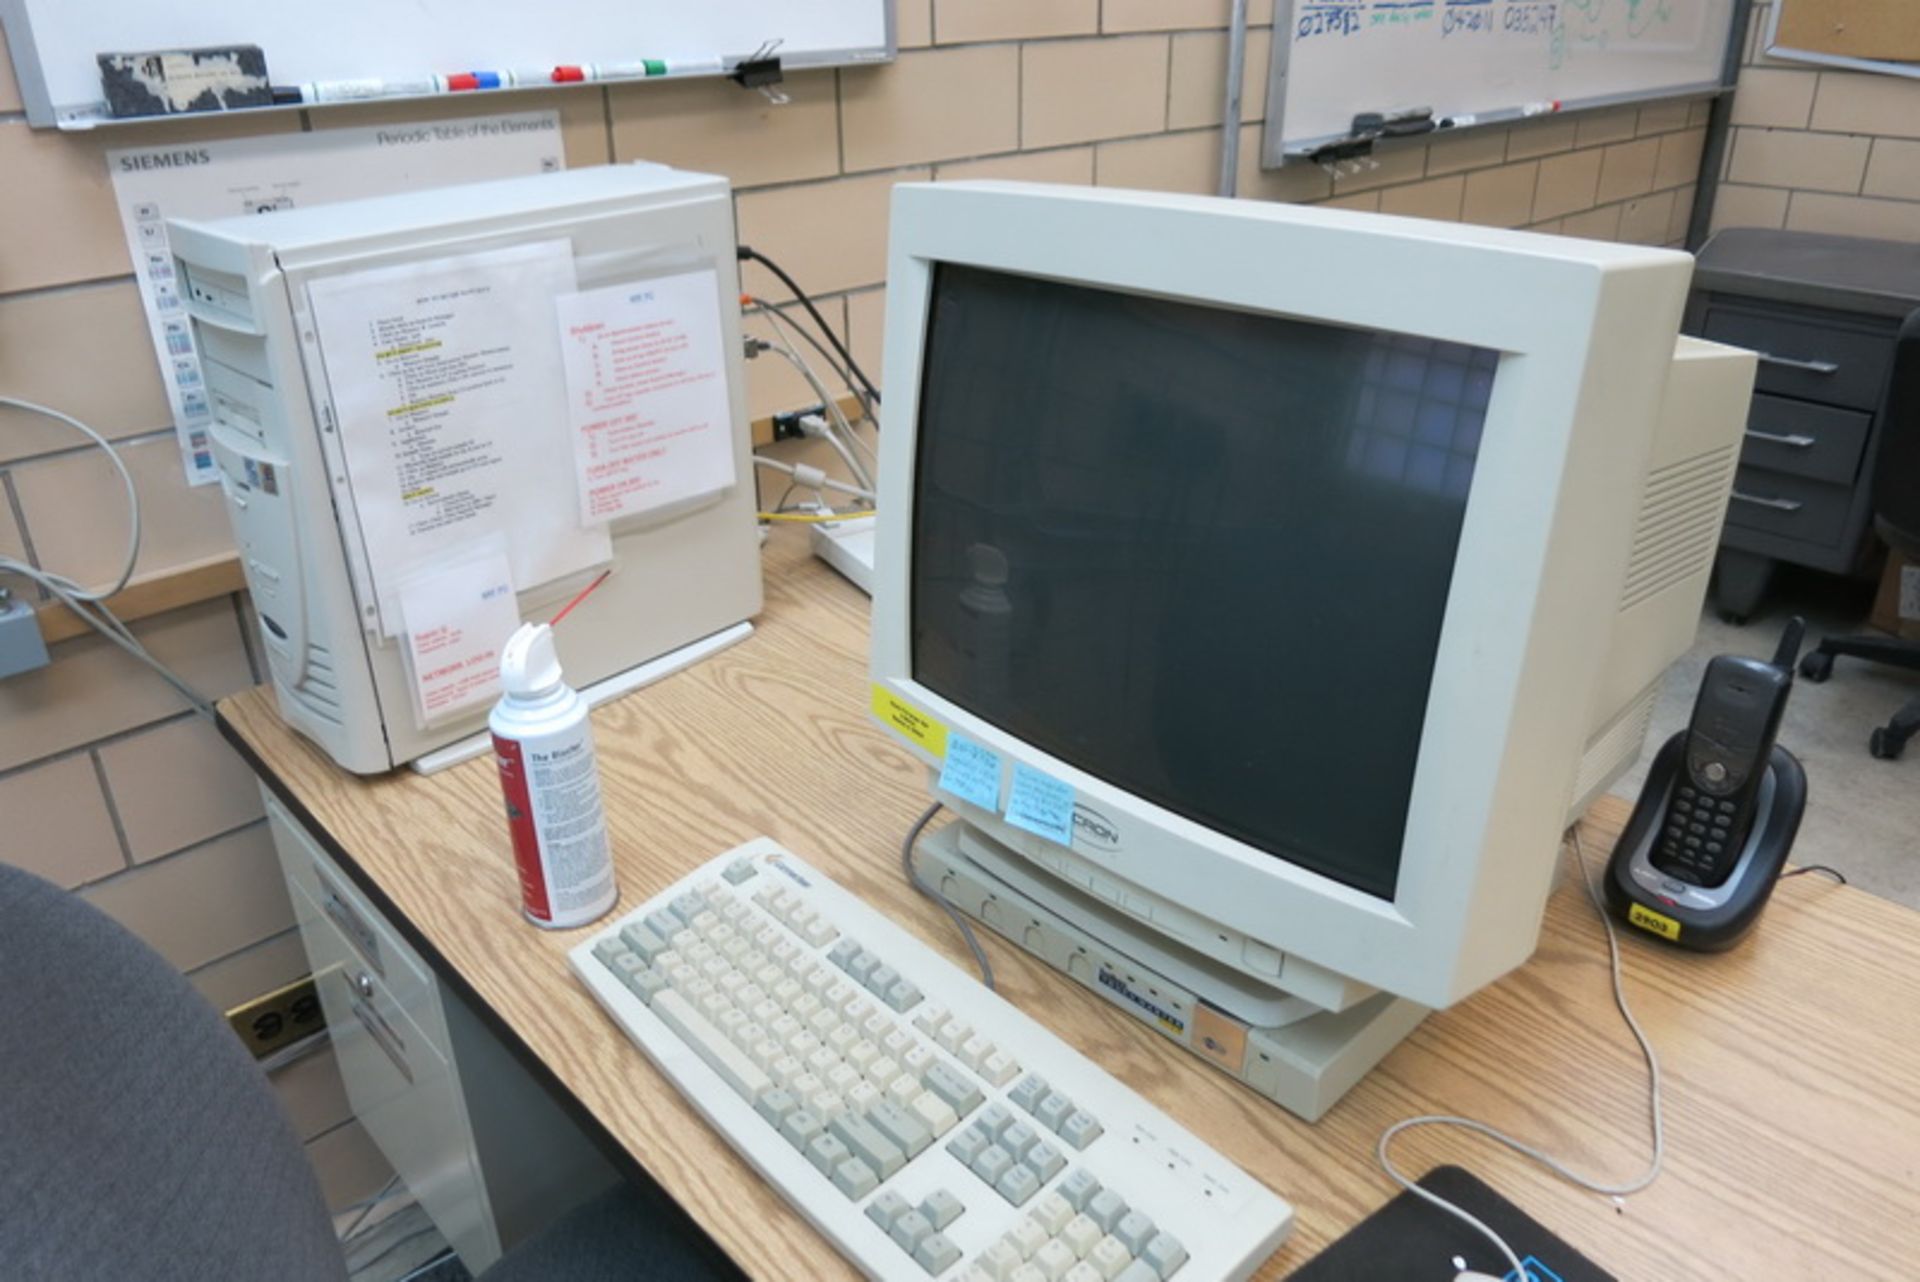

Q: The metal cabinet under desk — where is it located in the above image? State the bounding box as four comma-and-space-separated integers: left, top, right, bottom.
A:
1684, 229, 1920, 621
263, 791, 617, 1272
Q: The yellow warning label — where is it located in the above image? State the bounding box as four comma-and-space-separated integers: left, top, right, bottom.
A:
1628, 902, 1682, 942
871, 684, 948, 758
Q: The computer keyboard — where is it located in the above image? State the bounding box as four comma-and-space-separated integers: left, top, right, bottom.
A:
568, 838, 1295, 1281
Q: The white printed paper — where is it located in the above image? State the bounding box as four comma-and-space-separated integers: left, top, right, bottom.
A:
106, 111, 567, 486
400, 551, 521, 728
555, 269, 739, 524
308, 239, 610, 636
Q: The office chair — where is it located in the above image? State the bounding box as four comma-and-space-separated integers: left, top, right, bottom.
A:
1797, 308, 1920, 760
0, 862, 738, 1282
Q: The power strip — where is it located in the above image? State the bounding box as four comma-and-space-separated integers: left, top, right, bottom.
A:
810, 516, 876, 595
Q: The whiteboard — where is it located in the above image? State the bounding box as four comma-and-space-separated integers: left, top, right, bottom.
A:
0, 0, 891, 128
1263, 0, 1738, 161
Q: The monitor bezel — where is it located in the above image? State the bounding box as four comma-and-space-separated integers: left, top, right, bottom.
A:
869, 181, 1693, 1007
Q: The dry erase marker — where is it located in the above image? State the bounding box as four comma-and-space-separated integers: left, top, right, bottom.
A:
1440, 113, 1477, 128
586, 60, 673, 81
1522, 100, 1563, 116
442, 71, 505, 92
299, 77, 440, 102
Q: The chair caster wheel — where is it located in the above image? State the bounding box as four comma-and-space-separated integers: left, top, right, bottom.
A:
1869, 727, 1906, 761
1799, 652, 1834, 683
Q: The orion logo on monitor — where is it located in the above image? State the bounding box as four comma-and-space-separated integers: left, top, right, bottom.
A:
1072, 804, 1122, 852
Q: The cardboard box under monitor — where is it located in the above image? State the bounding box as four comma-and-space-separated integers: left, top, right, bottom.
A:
1776, 0, 1920, 60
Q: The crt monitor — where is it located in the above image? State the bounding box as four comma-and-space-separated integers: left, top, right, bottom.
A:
866, 183, 1748, 1112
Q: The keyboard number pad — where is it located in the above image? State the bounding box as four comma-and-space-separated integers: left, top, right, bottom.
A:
972, 1170, 1187, 1281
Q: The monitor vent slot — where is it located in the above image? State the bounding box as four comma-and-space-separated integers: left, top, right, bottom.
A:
1620, 445, 1737, 611
1570, 683, 1658, 820
291, 642, 342, 722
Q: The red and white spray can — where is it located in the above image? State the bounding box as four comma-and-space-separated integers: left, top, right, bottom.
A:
489, 622, 617, 929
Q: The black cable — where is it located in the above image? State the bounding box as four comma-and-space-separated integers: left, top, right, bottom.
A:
1779, 864, 1847, 885
738, 245, 883, 409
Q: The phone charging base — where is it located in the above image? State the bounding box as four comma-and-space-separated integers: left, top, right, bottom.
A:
1604, 733, 1806, 951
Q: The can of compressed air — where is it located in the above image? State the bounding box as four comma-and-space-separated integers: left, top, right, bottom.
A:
489, 622, 617, 929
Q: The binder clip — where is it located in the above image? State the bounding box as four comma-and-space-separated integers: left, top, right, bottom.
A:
1310, 109, 1434, 179
731, 39, 788, 105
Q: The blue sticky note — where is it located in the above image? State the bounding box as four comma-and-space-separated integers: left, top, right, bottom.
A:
1005, 763, 1075, 847
938, 735, 1003, 812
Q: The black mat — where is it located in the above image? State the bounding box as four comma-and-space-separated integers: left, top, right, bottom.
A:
1285, 1166, 1615, 1282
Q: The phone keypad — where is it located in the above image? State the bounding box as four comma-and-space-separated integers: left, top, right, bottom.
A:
1656, 785, 1743, 884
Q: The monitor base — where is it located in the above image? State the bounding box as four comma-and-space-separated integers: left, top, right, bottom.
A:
913, 823, 1428, 1122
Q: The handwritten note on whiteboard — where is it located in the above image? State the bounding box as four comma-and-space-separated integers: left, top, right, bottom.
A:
555, 269, 738, 524
307, 239, 611, 635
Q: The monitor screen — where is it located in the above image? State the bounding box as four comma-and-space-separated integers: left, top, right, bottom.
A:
909, 264, 1496, 899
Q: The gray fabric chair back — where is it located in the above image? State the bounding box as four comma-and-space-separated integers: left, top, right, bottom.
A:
0, 861, 346, 1282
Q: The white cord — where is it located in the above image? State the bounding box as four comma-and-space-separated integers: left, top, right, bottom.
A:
760, 338, 876, 492
0, 397, 215, 719
1377, 825, 1663, 1278
751, 300, 878, 432
753, 454, 875, 501
0, 396, 141, 600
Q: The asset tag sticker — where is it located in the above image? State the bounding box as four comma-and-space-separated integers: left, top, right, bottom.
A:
1627, 902, 1681, 942
871, 684, 949, 757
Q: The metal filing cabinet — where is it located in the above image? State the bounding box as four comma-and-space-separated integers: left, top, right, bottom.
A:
1685, 229, 1920, 620
264, 793, 618, 1272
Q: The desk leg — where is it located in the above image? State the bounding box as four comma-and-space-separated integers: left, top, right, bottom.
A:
1713, 547, 1775, 624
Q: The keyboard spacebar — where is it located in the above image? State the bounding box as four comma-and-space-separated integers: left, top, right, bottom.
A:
653, 990, 773, 1101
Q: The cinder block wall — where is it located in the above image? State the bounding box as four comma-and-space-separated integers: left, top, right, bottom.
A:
1712, 2, 1920, 240
0, 1, 1710, 1206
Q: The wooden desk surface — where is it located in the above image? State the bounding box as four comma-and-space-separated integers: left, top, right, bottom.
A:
222, 528, 1920, 1281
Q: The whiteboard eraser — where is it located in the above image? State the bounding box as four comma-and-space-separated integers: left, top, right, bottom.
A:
98, 45, 273, 119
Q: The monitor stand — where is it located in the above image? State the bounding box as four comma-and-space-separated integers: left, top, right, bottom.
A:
912, 822, 1427, 1122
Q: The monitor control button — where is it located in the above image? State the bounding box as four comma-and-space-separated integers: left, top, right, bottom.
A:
1241, 940, 1283, 977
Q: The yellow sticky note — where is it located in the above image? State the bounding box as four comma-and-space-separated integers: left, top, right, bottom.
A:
1628, 902, 1681, 942
871, 684, 948, 757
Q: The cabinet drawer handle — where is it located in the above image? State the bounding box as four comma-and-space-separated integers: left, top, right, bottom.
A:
1756, 352, 1840, 375
350, 994, 413, 1084
1731, 490, 1803, 513
1744, 429, 1816, 449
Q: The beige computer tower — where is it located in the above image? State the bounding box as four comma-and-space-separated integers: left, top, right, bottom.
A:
170, 166, 762, 773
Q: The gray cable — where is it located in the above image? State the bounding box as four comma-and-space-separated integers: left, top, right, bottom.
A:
900, 801, 996, 992
1376, 825, 1664, 1278
25, 555, 216, 720
0, 396, 141, 600
752, 454, 875, 502
336, 1174, 405, 1243
750, 302, 879, 468
761, 337, 876, 491
0, 396, 215, 719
